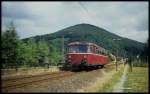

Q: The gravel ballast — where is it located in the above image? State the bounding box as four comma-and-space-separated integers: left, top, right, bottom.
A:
5, 65, 122, 93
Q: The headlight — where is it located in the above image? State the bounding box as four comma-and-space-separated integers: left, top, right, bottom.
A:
68, 55, 71, 58
84, 55, 87, 58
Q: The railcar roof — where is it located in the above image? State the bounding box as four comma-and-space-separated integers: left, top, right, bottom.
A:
68, 41, 97, 46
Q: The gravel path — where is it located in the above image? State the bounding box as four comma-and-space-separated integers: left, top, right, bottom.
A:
113, 64, 128, 92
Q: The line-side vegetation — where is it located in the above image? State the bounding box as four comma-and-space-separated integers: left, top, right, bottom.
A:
2, 22, 63, 70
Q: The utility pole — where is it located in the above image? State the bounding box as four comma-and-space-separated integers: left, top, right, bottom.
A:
116, 49, 118, 71
61, 32, 72, 65
113, 38, 121, 71
129, 56, 132, 72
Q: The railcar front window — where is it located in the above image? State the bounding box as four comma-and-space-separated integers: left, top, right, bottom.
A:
68, 45, 89, 53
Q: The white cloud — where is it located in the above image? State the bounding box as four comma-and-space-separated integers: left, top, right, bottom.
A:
2, 1, 148, 43
116, 28, 148, 42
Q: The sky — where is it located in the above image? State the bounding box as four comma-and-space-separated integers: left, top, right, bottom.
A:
2, 2, 149, 43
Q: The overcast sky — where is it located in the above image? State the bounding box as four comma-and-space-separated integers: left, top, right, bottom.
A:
2, 2, 148, 43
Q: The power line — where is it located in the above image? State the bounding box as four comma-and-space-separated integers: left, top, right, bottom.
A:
78, 2, 98, 25
78, 2, 90, 16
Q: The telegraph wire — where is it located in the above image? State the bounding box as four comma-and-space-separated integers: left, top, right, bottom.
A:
78, 2, 99, 25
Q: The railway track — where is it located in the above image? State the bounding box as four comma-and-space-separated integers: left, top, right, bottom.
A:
2, 63, 123, 91
2, 71, 76, 91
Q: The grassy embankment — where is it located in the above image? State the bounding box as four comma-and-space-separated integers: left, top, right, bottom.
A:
97, 64, 149, 93
97, 64, 125, 92
124, 66, 148, 92
80, 64, 125, 92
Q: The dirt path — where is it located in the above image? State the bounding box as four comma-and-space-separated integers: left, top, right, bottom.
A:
113, 64, 128, 92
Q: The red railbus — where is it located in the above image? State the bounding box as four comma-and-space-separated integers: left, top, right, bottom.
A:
65, 41, 108, 70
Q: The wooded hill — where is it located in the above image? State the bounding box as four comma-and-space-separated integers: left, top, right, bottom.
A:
24, 23, 145, 58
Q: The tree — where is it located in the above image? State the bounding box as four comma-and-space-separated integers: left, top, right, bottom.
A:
26, 39, 39, 67
140, 39, 148, 64
2, 22, 21, 69
36, 40, 50, 67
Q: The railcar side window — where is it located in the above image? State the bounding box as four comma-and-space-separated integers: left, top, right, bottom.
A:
100, 51, 102, 55
96, 49, 99, 54
87, 46, 93, 53
102, 51, 106, 55
96, 50, 98, 54
87, 46, 91, 53
68, 45, 88, 53
98, 50, 101, 54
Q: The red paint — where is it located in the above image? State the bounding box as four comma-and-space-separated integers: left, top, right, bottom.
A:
66, 53, 108, 66
65, 42, 108, 66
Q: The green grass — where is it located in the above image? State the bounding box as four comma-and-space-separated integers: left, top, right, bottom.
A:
124, 67, 148, 92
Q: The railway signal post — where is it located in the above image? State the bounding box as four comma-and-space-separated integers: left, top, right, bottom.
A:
128, 56, 132, 72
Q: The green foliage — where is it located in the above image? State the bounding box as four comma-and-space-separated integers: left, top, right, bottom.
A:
19, 39, 51, 67
139, 39, 148, 62
2, 22, 62, 69
108, 53, 116, 64
48, 39, 63, 66
22, 38, 63, 67
36, 40, 50, 66
132, 59, 148, 67
17, 41, 30, 67
23, 39, 39, 67
2, 23, 20, 68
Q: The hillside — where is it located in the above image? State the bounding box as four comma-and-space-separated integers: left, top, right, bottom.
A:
24, 23, 145, 57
